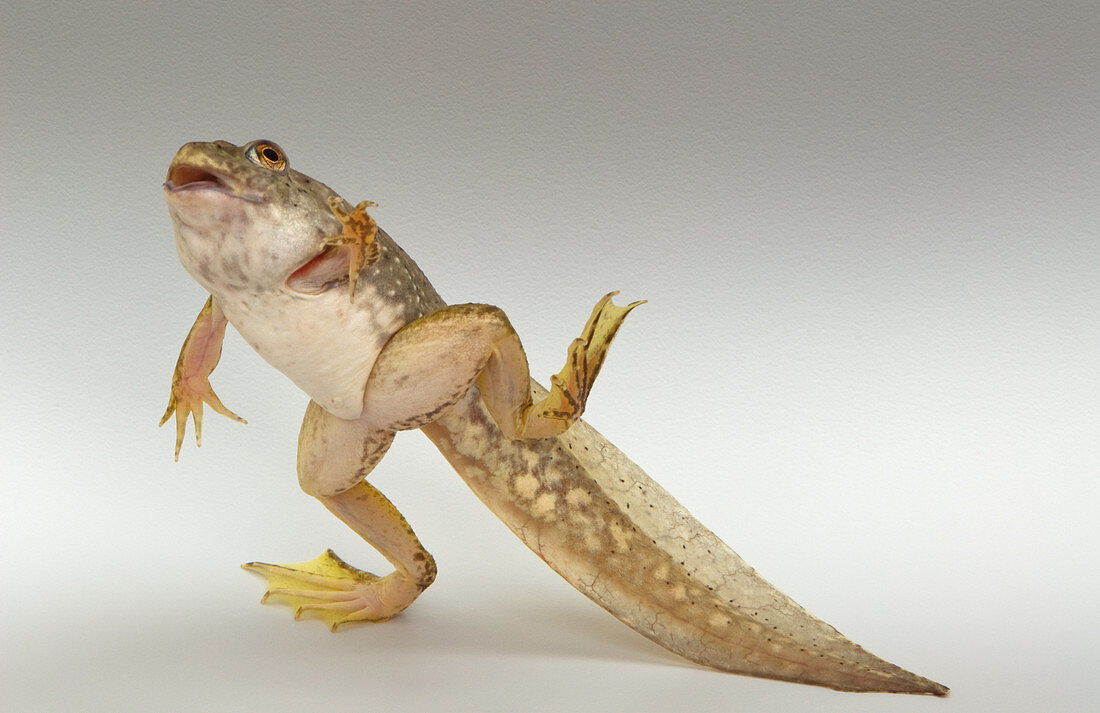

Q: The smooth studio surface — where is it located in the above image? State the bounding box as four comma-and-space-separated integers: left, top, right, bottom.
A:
3, 3, 1097, 711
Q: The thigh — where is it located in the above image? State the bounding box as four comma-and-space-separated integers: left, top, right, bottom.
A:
360, 303, 527, 431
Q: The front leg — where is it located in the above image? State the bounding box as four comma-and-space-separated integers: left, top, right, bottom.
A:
159, 296, 245, 460
243, 401, 436, 629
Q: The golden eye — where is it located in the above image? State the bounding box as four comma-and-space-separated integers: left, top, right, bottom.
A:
246, 140, 287, 172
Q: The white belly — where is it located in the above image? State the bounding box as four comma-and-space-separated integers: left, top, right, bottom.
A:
220, 283, 411, 419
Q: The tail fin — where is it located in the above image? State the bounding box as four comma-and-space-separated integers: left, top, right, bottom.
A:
423, 388, 947, 696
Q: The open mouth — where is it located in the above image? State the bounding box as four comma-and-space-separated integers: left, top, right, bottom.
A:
164, 164, 264, 203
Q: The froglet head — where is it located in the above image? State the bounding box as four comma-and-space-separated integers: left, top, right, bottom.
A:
164, 139, 349, 297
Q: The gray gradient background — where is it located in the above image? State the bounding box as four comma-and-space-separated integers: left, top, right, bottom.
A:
2, 2, 1097, 711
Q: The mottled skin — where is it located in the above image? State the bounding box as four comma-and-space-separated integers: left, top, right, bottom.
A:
162, 140, 947, 696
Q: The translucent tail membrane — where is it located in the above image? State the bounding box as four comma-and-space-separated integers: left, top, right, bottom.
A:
423, 385, 947, 696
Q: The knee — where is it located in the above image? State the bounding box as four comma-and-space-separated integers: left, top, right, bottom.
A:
448, 303, 512, 333
413, 550, 438, 590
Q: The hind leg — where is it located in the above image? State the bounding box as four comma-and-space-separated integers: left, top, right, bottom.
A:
360, 292, 643, 439
243, 401, 435, 629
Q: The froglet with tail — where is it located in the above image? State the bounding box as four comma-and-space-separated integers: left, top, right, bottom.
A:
161, 139, 947, 696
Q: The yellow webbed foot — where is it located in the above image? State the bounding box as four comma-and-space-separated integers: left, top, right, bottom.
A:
243, 550, 415, 630
537, 291, 645, 422
325, 197, 381, 302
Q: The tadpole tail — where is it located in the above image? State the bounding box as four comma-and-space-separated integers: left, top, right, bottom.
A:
423, 386, 948, 696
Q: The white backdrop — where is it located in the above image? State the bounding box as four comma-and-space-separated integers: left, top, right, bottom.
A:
3, 3, 1097, 711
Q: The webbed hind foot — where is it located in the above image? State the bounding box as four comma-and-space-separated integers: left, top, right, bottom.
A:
243, 549, 421, 630
531, 291, 645, 426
